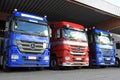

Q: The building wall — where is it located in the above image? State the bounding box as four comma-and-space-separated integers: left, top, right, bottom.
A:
74, 0, 120, 17
0, 12, 10, 21
95, 18, 120, 30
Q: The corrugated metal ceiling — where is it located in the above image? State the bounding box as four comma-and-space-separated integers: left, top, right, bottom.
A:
0, 0, 113, 27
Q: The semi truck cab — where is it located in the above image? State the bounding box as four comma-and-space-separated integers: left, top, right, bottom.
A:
0, 11, 51, 71
49, 21, 89, 69
87, 28, 115, 66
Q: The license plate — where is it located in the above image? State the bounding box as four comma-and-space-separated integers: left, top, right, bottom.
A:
106, 58, 111, 60
76, 58, 82, 60
28, 56, 36, 60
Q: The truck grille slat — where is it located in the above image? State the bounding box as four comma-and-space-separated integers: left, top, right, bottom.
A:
18, 46, 43, 50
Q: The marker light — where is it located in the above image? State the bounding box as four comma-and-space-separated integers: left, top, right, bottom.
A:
66, 24, 70, 27
14, 9, 17, 12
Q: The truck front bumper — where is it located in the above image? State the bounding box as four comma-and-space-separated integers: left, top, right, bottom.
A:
62, 62, 89, 66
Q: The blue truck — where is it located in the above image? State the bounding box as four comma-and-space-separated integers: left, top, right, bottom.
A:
87, 28, 115, 67
0, 11, 51, 71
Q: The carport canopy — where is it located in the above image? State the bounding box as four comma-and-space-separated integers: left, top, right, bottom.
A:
0, 0, 119, 28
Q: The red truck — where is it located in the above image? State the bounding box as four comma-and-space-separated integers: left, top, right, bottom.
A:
49, 21, 89, 69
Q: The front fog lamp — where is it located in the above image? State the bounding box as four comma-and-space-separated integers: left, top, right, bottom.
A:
44, 56, 49, 61
43, 43, 48, 49
11, 54, 19, 59
65, 56, 70, 61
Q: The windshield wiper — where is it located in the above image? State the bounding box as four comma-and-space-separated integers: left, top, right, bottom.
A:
80, 40, 87, 42
68, 37, 87, 42
15, 29, 26, 32
15, 29, 31, 35
99, 42, 110, 45
34, 32, 48, 37
67, 37, 79, 41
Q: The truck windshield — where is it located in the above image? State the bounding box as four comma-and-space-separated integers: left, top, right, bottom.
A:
14, 20, 49, 37
63, 28, 87, 41
95, 33, 112, 45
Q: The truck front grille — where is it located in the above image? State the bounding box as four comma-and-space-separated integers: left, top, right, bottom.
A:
16, 40, 45, 54
101, 48, 113, 57
70, 45, 86, 56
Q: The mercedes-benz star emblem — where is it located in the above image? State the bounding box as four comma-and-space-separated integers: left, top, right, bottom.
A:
31, 43, 35, 48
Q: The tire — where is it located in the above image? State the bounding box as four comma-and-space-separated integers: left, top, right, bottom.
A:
74, 66, 82, 69
100, 66, 107, 68
115, 59, 120, 67
50, 57, 58, 70
2, 57, 10, 72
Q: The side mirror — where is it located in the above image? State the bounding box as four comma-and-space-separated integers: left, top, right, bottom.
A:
49, 29, 52, 37
56, 29, 60, 39
48, 26, 52, 37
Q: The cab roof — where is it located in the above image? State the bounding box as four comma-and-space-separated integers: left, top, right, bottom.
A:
49, 21, 84, 30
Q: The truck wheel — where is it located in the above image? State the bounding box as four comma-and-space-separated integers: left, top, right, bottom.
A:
100, 66, 107, 68
74, 66, 82, 69
50, 57, 58, 70
115, 59, 120, 67
3, 57, 10, 72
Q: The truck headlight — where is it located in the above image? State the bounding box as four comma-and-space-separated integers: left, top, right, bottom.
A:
43, 30, 48, 36
11, 54, 19, 59
113, 58, 115, 61
98, 57, 103, 61
44, 56, 49, 61
86, 57, 89, 61
43, 43, 48, 49
65, 56, 70, 61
